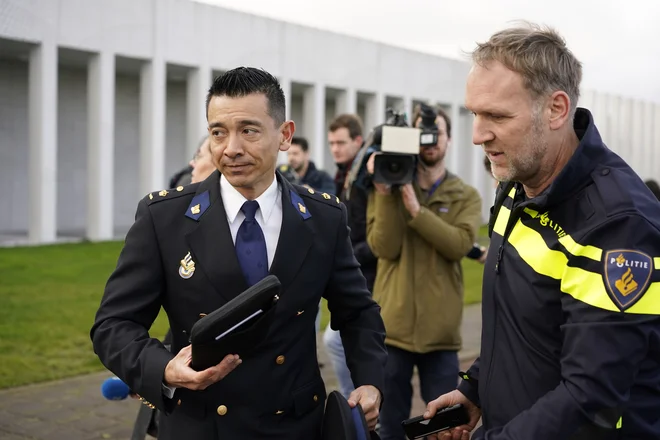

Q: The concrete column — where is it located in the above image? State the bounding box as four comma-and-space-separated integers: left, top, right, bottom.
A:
139, 58, 166, 195
631, 100, 644, 176
365, 93, 386, 133
336, 88, 357, 115
86, 51, 115, 241
303, 83, 326, 170
186, 65, 212, 159
642, 101, 654, 180
653, 104, 660, 180
28, 41, 58, 244
606, 95, 622, 154
402, 96, 413, 124
449, 104, 462, 174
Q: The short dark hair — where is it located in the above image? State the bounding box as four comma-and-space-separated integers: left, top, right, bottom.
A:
291, 136, 309, 152
329, 114, 363, 139
412, 104, 452, 138
205, 67, 286, 126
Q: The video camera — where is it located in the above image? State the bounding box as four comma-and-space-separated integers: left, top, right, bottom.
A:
370, 103, 439, 185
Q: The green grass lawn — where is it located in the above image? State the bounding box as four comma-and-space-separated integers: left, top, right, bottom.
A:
0, 227, 487, 389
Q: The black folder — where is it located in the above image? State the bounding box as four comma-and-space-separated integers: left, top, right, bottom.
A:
189, 275, 281, 371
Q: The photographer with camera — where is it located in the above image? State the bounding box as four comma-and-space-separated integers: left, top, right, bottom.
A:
365, 104, 482, 440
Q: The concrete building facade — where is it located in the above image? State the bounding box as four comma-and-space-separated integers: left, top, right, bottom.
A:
1, 0, 659, 245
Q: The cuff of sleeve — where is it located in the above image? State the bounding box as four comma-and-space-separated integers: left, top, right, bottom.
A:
407, 206, 430, 228
457, 373, 480, 408
142, 348, 176, 413
162, 382, 177, 399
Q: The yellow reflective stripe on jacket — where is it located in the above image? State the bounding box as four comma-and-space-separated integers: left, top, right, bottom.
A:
655, 257, 660, 270
507, 220, 565, 279
558, 235, 602, 262
494, 204, 660, 314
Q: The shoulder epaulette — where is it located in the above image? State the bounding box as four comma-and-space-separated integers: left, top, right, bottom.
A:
145, 183, 198, 205
295, 185, 342, 209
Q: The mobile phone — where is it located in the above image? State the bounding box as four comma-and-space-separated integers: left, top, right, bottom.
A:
466, 244, 484, 260
401, 404, 469, 439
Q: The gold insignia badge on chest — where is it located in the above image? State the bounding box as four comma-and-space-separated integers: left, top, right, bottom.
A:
179, 252, 195, 279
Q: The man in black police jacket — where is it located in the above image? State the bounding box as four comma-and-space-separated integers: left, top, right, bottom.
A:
425, 23, 660, 440
91, 67, 387, 440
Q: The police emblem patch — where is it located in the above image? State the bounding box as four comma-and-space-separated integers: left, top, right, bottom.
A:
604, 250, 653, 311
179, 251, 195, 279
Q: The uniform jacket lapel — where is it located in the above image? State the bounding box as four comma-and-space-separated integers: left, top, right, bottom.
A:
269, 174, 315, 288
183, 171, 315, 302
184, 170, 248, 302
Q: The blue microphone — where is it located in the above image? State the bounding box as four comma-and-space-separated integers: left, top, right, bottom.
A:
101, 376, 131, 400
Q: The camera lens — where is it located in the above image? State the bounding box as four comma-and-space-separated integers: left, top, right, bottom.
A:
388, 162, 401, 173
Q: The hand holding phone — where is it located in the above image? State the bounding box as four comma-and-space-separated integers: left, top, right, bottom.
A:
401, 404, 470, 439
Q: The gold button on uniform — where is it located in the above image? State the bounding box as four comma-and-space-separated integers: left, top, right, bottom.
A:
313, 395, 318, 402
217, 405, 228, 416
276, 355, 285, 365
177, 399, 182, 406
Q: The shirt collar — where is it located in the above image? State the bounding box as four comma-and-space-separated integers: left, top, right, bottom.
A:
220, 173, 280, 224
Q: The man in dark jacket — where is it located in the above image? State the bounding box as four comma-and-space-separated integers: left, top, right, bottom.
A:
425, 23, 660, 440
91, 67, 387, 440
287, 136, 335, 195
323, 113, 379, 399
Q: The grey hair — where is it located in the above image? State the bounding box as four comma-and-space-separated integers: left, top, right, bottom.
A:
470, 21, 583, 119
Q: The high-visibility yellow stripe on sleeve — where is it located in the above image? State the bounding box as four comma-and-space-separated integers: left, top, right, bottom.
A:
503, 215, 660, 314
655, 257, 660, 270
560, 266, 619, 312
558, 234, 602, 262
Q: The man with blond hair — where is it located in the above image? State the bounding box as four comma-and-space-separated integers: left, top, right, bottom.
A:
425, 22, 660, 440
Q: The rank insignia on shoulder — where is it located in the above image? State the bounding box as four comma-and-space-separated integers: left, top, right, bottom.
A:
604, 249, 653, 311
185, 191, 210, 221
290, 189, 311, 220
322, 193, 331, 200
179, 251, 195, 279
159, 190, 169, 197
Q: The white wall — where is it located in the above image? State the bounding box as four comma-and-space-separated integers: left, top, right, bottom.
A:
0, 0, 658, 243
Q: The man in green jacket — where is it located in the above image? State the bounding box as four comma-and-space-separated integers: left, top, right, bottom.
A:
366, 105, 483, 440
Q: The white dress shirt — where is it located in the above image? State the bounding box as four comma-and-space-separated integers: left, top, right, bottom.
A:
163, 174, 283, 398
219, 173, 282, 269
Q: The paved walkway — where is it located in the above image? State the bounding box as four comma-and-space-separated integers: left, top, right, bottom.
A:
0, 304, 481, 439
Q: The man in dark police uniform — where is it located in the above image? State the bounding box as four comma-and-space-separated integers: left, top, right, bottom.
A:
425, 23, 660, 440
91, 67, 387, 440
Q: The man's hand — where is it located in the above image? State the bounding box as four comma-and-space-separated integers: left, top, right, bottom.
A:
478, 246, 489, 264
163, 345, 241, 391
401, 183, 421, 217
347, 385, 382, 430
425, 390, 481, 440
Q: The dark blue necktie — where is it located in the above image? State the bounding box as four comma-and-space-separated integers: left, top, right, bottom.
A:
235, 200, 269, 287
